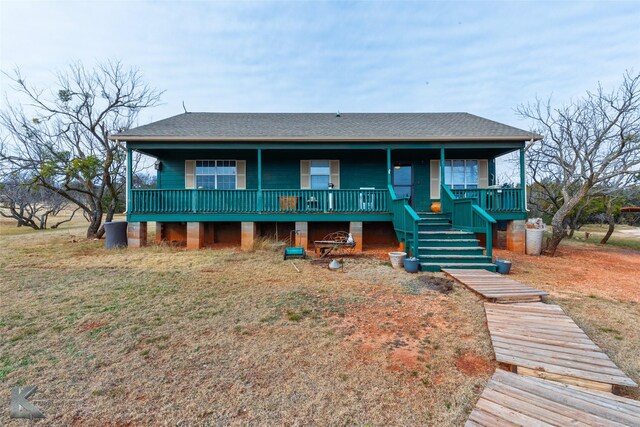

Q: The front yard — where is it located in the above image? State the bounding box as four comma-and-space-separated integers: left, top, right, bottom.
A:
0, 219, 493, 426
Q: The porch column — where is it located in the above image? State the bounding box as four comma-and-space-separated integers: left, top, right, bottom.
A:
294, 222, 308, 251
386, 148, 392, 186
349, 221, 363, 253
506, 220, 526, 254
127, 222, 147, 248
257, 149, 263, 212
155, 222, 163, 243
187, 222, 204, 250
440, 147, 445, 186
519, 148, 526, 210
126, 147, 132, 214
241, 222, 256, 251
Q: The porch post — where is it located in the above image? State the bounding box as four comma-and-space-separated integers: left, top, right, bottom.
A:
386, 147, 391, 187
126, 147, 132, 214
519, 148, 526, 210
440, 147, 445, 187
257, 149, 263, 212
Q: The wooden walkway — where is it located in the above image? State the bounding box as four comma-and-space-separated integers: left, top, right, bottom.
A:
485, 302, 638, 392
466, 370, 640, 427
443, 269, 549, 303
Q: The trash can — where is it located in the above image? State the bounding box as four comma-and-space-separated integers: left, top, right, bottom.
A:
526, 228, 545, 255
104, 221, 128, 249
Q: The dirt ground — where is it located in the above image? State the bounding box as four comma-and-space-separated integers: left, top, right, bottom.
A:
0, 218, 494, 426
495, 240, 640, 399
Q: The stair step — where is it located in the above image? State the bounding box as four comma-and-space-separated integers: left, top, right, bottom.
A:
418, 247, 485, 255
418, 255, 491, 261
420, 262, 497, 272
419, 230, 473, 235
418, 239, 481, 247
418, 222, 451, 227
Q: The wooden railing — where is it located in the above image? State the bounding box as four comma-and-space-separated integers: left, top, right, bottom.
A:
130, 189, 388, 214
450, 188, 523, 212
388, 184, 420, 257
441, 184, 496, 258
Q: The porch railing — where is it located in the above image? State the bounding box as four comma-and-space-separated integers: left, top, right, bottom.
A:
130, 188, 389, 214
388, 184, 420, 257
450, 188, 523, 212
441, 184, 496, 258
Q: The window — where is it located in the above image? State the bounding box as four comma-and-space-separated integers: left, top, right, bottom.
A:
310, 160, 331, 189
195, 160, 237, 189
444, 160, 478, 189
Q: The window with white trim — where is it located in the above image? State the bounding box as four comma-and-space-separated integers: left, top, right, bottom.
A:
444, 160, 478, 189
195, 160, 237, 189
309, 160, 331, 189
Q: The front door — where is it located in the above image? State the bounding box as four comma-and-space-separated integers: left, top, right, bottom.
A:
392, 163, 414, 206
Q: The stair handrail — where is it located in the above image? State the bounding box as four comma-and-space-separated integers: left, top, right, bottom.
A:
388, 184, 420, 257
441, 183, 496, 258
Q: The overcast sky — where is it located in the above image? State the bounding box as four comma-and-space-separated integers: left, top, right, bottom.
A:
1, 0, 639, 133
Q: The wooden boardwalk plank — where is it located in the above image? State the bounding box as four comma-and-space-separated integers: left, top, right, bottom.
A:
466, 370, 640, 427
443, 269, 549, 302
485, 303, 638, 389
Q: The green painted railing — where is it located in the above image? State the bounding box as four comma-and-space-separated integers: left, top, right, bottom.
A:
388, 184, 420, 257
130, 189, 388, 214
441, 184, 496, 258
450, 188, 523, 212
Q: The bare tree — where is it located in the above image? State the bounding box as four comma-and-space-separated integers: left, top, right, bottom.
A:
519, 71, 640, 256
0, 61, 161, 238
0, 172, 77, 230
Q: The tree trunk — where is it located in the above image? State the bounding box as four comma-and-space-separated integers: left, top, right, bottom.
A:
600, 221, 615, 244
86, 210, 104, 239
544, 192, 586, 256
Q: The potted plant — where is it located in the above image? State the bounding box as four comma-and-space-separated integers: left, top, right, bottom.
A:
404, 256, 420, 273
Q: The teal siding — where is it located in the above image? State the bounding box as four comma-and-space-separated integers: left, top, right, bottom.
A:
150, 147, 512, 213
157, 150, 257, 190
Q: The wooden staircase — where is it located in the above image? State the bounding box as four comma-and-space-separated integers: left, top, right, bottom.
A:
415, 212, 496, 272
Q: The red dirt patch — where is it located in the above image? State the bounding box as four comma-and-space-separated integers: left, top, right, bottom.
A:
78, 320, 107, 332
455, 352, 493, 376
495, 242, 640, 302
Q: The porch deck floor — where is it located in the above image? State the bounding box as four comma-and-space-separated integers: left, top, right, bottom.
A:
485, 302, 638, 392
466, 370, 640, 427
442, 269, 548, 303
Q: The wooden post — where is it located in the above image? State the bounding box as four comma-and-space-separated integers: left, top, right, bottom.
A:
155, 222, 163, 243
440, 147, 445, 187
386, 147, 391, 187
520, 148, 526, 211
126, 147, 132, 214
257, 149, 263, 212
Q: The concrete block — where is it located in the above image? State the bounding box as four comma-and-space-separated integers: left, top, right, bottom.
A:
294, 222, 308, 250
187, 222, 205, 250
349, 221, 363, 252
506, 220, 526, 254
241, 222, 256, 251
127, 222, 147, 248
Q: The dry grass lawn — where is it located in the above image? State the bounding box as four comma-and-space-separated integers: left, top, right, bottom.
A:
0, 217, 494, 426
495, 239, 640, 399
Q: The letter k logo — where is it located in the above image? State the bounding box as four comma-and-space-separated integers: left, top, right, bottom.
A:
10, 385, 45, 419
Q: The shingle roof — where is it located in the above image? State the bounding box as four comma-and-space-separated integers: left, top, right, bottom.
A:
111, 112, 538, 141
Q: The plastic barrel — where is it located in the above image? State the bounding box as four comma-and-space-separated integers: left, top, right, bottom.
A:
104, 221, 128, 249
525, 228, 545, 255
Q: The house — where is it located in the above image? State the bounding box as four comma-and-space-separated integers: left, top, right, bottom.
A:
110, 113, 538, 271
